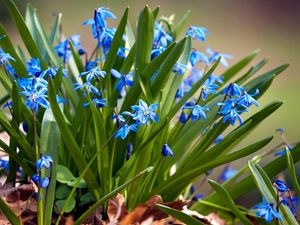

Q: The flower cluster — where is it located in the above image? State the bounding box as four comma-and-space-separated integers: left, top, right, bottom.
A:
83, 7, 124, 58
32, 155, 53, 189
114, 99, 158, 139
218, 83, 259, 126
17, 58, 66, 112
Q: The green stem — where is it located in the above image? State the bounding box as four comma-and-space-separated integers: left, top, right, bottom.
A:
33, 112, 43, 225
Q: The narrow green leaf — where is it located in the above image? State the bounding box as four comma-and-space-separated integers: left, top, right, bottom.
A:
156, 204, 206, 225
152, 6, 160, 20
152, 136, 272, 200
208, 180, 253, 225
222, 50, 259, 83
74, 167, 153, 225
47, 78, 101, 200
49, 13, 62, 44
88, 95, 110, 196
135, 6, 154, 71
33, 8, 61, 66
5, 0, 47, 67
151, 38, 186, 99
0, 197, 20, 225
39, 108, 61, 225
137, 71, 153, 102
235, 57, 270, 85
174, 10, 191, 38
69, 40, 84, 73
286, 149, 300, 198
104, 7, 128, 74
0, 23, 27, 76
120, 42, 176, 111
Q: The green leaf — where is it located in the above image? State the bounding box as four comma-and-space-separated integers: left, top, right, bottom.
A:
137, 71, 153, 102
0, 23, 27, 76
33, 7, 61, 66
79, 192, 94, 207
55, 198, 76, 214
174, 10, 191, 38
55, 184, 72, 200
135, 6, 154, 71
222, 50, 259, 83
156, 204, 206, 225
88, 95, 110, 196
103, 7, 129, 73
286, 149, 300, 198
39, 108, 61, 225
152, 136, 272, 200
57, 165, 76, 183
47, 78, 101, 200
150, 38, 186, 99
74, 167, 153, 225
208, 180, 253, 225
69, 40, 84, 73
120, 42, 176, 111
5, 0, 47, 67
0, 197, 20, 225
49, 13, 62, 44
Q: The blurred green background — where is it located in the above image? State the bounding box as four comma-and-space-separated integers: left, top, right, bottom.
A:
1, 0, 299, 145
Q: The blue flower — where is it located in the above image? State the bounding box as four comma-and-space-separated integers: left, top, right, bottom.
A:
35, 155, 53, 170
131, 99, 159, 125
82, 98, 107, 108
179, 111, 188, 124
280, 196, 298, 216
222, 83, 245, 97
206, 47, 233, 67
80, 67, 106, 82
31, 173, 40, 183
185, 26, 209, 42
40, 177, 50, 189
184, 104, 209, 121
153, 22, 173, 48
111, 69, 133, 91
55, 34, 84, 63
43, 67, 68, 79
94, 7, 116, 28
20, 87, 50, 112
220, 167, 237, 181
74, 82, 101, 96
274, 145, 293, 156
274, 180, 289, 193
254, 198, 282, 223
114, 123, 138, 139
237, 89, 259, 107
162, 144, 174, 157
173, 62, 187, 75
0, 49, 15, 65
27, 58, 42, 76
201, 80, 219, 101
190, 50, 209, 66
